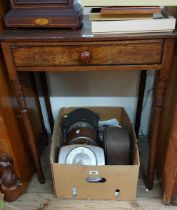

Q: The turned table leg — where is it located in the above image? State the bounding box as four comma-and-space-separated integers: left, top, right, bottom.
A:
1, 43, 45, 183
147, 39, 176, 189
13, 79, 45, 183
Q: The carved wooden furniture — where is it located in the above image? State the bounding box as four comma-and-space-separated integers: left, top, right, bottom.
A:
0, 1, 47, 201
4, 0, 82, 28
0, 17, 176, 199
0, 53, 48, 201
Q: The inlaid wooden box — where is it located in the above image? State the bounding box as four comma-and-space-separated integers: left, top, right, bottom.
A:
4, 0, 82, 28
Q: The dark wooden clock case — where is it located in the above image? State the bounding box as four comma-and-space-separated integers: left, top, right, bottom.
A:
4, 0, 82, 28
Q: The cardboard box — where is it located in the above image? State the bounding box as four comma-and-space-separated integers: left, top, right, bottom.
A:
50, 107, 140, 201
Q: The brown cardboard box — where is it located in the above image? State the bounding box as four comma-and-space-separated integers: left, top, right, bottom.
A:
50, 107, 140, 201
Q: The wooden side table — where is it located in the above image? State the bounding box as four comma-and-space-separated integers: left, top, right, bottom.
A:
0, 17, 176, 192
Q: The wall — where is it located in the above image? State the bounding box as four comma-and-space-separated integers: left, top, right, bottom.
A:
40, 70, 155, 135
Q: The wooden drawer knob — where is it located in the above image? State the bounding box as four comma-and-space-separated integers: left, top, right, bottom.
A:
80, 51, 91, 63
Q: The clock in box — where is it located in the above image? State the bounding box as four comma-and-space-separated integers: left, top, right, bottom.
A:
50, 107, 140, 201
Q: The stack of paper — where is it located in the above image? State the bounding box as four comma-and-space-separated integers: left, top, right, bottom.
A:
81, 0, 177, 33
81, 0, 177, 7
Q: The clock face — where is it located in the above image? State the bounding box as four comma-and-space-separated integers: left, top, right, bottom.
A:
66, 147, 97, 166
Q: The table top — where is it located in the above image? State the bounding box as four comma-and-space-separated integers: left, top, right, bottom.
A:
0, 16, 177, 42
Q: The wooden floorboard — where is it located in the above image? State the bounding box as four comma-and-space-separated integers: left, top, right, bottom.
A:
3, 138, 176, 210
5, 196, 177, 210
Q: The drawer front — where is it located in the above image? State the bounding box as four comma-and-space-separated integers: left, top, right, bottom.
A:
12, 40, 163, 67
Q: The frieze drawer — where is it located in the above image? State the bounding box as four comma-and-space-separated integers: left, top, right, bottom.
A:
12, 40, 163, 67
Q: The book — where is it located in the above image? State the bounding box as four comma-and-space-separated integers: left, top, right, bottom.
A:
91, 13, 176, 33
101, 6, 161, 15
89, 8, 153, 21
81, 0, 177, 7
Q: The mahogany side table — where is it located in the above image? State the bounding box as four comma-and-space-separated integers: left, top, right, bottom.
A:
0, 17, 176, 190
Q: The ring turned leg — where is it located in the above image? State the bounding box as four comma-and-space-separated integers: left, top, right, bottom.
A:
13, 79, 45, 184
1, 43, 45, 184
